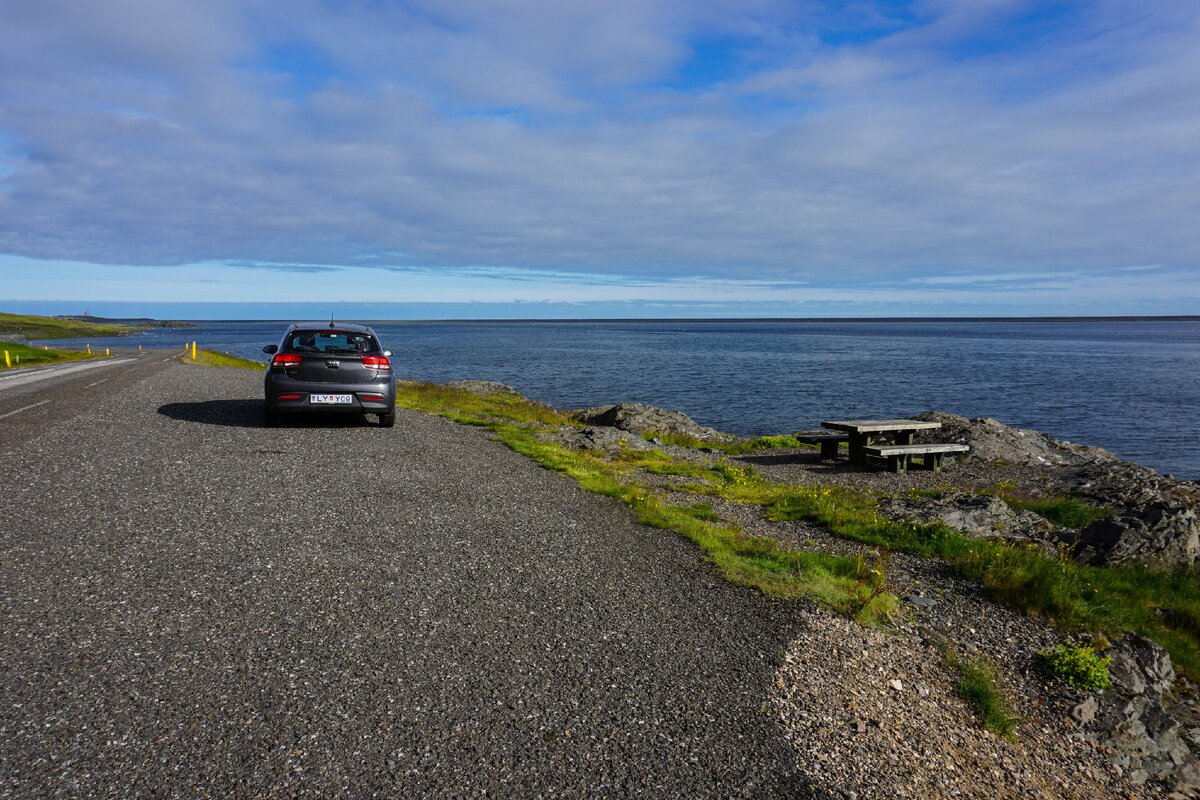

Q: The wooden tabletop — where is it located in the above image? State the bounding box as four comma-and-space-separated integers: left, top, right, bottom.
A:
821, 419, 942, 433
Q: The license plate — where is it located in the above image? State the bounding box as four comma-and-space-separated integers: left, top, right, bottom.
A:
310, 394, 353, 405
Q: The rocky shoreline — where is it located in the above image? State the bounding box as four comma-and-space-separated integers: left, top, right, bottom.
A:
445, 381, 1200, 798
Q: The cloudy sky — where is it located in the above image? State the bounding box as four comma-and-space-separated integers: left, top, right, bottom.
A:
0, 0, 1197, 318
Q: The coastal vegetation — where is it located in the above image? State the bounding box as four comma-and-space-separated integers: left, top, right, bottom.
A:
986, 484, 1115, 529
1038, 643, 1112, 691
184, 348, 264, 370
0, 342, 97, 368
0, 311, 132, 339
940, 646, 1020, 739
393, 380, 1200, 683
640, 429, 816, 455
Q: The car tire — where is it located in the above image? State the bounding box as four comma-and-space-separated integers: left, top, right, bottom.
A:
379, 411, 395, 428
264, 406, 277, 428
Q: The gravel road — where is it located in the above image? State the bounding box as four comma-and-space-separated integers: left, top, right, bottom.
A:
0, 363, 811, 798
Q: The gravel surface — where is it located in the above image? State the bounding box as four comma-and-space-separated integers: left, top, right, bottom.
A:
0, 364, 810, 798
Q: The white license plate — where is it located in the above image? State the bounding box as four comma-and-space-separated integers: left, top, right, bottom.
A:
310, 394, 353, 405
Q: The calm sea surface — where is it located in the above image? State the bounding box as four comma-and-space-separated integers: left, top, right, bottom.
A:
54, 319, 1200, 479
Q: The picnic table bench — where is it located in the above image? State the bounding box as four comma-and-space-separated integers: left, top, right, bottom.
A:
862, 443, 970, 474
795, 433, 848, 459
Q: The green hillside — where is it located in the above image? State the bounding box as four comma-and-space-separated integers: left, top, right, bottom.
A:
0, 312, 134, 340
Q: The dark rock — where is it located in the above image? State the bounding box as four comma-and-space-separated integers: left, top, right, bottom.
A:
911, 411, 1117, 467
537, 426, 655, 453
575, 403, 733, 442
1074, 637, 1200, 794
879, 491, 1062, 545
444, 380, 522, 396
1066, 461, 1196, 510
1073, 504, 1199, 569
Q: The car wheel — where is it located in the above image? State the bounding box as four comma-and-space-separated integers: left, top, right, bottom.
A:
264, 406, 277, 427
379, 411, 395, 428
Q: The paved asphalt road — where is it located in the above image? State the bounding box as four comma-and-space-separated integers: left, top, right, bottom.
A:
0, 359, 814, 798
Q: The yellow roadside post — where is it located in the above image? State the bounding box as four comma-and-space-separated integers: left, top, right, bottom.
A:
86, 343, 91, 355
105, 348, 111, 357
44, 345, 49, 351
191, 341, 197, 360
4, 350, 9, 368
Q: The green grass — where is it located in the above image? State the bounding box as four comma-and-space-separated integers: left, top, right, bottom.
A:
396, 381, 897, 622
0, 342, 97, 368
641, 430, 817, 455
999, 493, 1114, 529
0, 311, 132, 340
397, 380, 574, 428
941, 647, 1019, 738
184, 348, 265, 370
1038, 643, 1111, 691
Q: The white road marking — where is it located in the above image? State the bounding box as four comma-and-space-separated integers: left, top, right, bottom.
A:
0, 358, 135, 392
85, 378, 109, 388
0, 400, 51, 419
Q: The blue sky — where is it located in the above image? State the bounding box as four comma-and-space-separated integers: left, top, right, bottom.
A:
0, 0, 1197, 319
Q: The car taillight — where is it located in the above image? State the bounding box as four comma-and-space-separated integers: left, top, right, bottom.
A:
272, 353, 303, 368
277, 394, 302, 400
359, 393, 385, 401
361, 355, 391, 370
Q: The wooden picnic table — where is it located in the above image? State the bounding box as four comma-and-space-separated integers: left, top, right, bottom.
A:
820, 419, 942, 466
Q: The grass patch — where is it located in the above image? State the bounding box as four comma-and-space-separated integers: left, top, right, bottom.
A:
942, 647, 1019, 738
641, 430, 817, 455
0, 311, 132, 340
998, 493, 1114, 529
1, 342, 97, 368
1038, 643, 1111, 691
395, 381, 897, 622
397, 380, 574, 428
184, 349, 264, 370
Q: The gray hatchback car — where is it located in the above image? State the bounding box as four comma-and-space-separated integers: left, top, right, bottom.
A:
262, 322, 396, 427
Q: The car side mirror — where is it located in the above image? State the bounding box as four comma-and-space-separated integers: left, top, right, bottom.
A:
263, 344, 278, 354
383, 350, 392, 357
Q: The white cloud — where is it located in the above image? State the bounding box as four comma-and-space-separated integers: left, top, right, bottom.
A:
0, 0, 1195, 308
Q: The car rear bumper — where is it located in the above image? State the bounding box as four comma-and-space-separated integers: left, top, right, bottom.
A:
265, 375, 396, 413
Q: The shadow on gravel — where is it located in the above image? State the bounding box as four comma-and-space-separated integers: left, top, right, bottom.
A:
157, 400, 376, 428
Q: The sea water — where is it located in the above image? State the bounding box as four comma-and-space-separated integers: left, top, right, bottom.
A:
52, 319, 1200, 479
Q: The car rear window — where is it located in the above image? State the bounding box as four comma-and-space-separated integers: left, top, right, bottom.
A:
286, 330, 380, 355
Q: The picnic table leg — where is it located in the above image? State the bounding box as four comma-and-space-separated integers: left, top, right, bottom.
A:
848, 432, 868, 465
888, 454, 907, 475
896, 431, 914, 446
820, 440, 839, 459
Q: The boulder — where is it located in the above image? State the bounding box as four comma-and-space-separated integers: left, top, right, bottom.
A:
444, 380, 522, 396
1066, 460, 1198, 511
536, 426, 654, 454
1071, 637, 1200, 794
1072, 504, 1200, 569
575, 403, 732, 442
878, 491, 1062, 545
912, 411, 1116, 467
